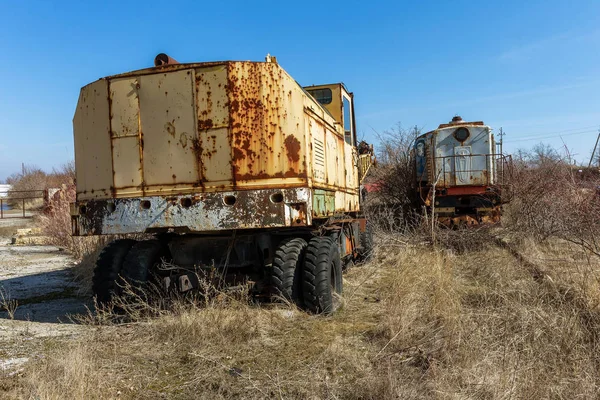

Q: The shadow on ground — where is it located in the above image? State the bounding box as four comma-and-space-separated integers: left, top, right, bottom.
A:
0, 269, 92, 323
0, 244, 92, 324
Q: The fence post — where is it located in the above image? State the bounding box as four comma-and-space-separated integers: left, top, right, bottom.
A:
22, 198, 25, 218
1, 198, 3, 219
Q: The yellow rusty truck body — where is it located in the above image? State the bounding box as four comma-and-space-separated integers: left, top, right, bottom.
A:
73, 55, 373, 314
71, 59, 362, 236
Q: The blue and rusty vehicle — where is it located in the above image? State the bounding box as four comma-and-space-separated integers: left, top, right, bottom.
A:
70, 54, 373, 314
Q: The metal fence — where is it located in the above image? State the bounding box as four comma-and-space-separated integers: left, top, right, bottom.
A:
0, 190, 46, 219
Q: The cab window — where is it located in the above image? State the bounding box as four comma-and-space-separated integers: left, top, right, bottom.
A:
307, 88, 332, 105
343, 96, 352, 145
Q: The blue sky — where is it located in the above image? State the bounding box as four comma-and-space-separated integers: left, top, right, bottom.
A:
1, 0, 599, 181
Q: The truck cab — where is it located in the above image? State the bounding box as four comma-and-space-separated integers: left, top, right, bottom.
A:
304, 84, 357, 147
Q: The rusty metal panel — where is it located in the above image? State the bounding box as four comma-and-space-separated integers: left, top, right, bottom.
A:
138, 70, 199, 186
335, 136, 346, 188
109, 78, 140, 138
313, 189, 335, 217
109, 77, 142, 194
195, 65, 229, 129
196, 127, 232, 184
335, 191, 360, 213
73, 80, 113, 200
325, 129, 341, 186
227, 62, 307, 184
72, 188, 312, 235
310, 119, 327, 184
433, 126, 491, 187
111, 136, 142, 193
194, 65, 232, 186
344, 142, 358, 189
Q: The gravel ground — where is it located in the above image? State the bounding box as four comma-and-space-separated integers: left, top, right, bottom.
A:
0, 218, 90, 373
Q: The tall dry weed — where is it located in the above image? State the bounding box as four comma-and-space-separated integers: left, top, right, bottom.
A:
12, 240, 600, 399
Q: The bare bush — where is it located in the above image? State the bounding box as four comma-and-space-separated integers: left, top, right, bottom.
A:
5, 162, 75, 209
36, 183, 110, 295
504, 145, 600, 257
6, 165, 47, 209
367, 124, 419, 208
6, 165, 47, 192
46, 161, 75, 188
0, 287, 18, 320
37, 185, 75, 248
365, 124, 421, 236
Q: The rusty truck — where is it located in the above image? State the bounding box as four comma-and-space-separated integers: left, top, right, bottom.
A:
71, 54, 373, 314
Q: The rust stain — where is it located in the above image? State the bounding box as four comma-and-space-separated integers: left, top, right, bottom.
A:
165, 122, 176, 137
198, 119, 214, 130
235, 171, 285, 181
284, 135, 301, 162
179, 132, 188, 148
191, 137, 206, 185
233, 147, 244, 161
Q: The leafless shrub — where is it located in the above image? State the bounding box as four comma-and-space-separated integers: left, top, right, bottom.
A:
46, 161, 75, 188
35, 183, 118, 295
37, 185, 75, 248
37, 185, 108, 260
504, 144, 600, 257
6, 165, 47, 209
364, 124, 420, 231
5, 162, 75, 209
0, 287, 18, 320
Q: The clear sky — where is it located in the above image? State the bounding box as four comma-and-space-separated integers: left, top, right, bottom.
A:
1, 0, 599, 181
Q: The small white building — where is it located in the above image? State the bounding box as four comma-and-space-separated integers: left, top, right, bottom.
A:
0, 184, 12, 198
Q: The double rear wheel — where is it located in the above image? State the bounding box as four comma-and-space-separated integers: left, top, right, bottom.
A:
92, 239, 170, 307
92, 239, 136, 305
94, 235, 344, 315
302, 236, 343, 314
270, 235, 343, 315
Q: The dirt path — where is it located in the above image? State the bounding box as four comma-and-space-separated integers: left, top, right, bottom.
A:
0, 219, 90, 375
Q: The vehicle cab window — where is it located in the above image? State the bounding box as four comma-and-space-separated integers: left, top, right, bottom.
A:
343, 96, 353, 145
307, 88, 332, 105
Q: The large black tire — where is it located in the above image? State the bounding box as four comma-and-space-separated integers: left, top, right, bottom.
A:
271, 238, 307, 304
119, 239, 170, 297
302, 236, 343, 315
92, 239, 136, 305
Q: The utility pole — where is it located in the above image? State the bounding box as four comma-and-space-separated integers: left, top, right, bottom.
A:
496, 128, 505, 155
588, 127, 600, 168
496, 128, 505, 183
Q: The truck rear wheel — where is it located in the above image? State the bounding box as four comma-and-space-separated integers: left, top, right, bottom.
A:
302, 236, 343, 315
119, 239, 170, 298
92, 239, 137, 305
271, 238, 307, 304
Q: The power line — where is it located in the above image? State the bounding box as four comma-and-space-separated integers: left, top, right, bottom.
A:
504, 125, 598, 138
504, 129, 597, 143
505, 127, 596, 141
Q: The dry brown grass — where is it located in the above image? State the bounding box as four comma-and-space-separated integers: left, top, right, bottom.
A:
2, 233, 598, 399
